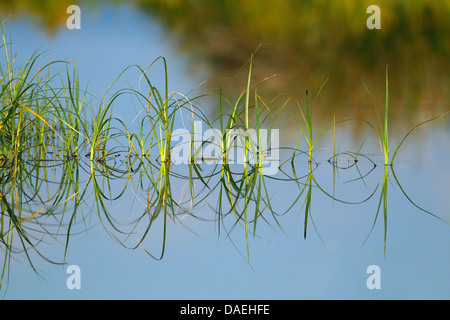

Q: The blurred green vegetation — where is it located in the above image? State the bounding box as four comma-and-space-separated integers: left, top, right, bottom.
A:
133, 0, 450, 132
1, 0, 448, 130
132, 3, 449, 93
0, 0, 74, 33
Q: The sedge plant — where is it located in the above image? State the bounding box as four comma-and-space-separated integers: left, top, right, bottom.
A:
364, 65, 449, 166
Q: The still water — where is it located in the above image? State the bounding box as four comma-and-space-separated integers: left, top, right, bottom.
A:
1, 1, 449, 299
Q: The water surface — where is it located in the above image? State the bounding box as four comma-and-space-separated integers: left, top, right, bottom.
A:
1, 1, 449, 299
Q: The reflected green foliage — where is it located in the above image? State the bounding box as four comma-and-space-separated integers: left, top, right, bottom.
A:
1, 0, 448, 129
0, 0, 76, 33
131, 0, 450, 127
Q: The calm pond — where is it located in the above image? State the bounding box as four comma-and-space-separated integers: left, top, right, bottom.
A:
1, 1, 449, 299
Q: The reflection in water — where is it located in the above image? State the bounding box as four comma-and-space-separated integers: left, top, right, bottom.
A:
0, 0, 74, 33
2, 121, 447, 290
132, 0, 450, 130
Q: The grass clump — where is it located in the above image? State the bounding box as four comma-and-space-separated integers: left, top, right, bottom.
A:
0, 21, 448, 291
